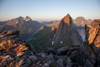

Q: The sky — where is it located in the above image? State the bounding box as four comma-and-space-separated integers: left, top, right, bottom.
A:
0, 0, 100, 22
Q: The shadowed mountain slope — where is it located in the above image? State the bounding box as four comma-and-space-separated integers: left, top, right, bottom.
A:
0, 16, 42, 40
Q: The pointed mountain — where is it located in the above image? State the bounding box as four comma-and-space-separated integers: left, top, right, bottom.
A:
6, 16, 25, 25
25, 16, 32, 21
52, 14, 82, 45
18, 16, 24, 19
61, 14, 73, 28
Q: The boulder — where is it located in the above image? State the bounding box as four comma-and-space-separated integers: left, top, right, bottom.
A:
67, 47, 79, 56
46, 47, 56, 55
17, 58, 24, 67
29, 55, 37, 60
0, 55, 13, 67
6, 45, 28, 57
36, 53, 46, 58
57, 59, 63, 67
57, 46, 69, 55
17, 52, 25, 57
21, 59, 31, 67
0, 40, 16, 50
48, 53, 53, 60
0, 30, 19, 38
84, 59, 94, 67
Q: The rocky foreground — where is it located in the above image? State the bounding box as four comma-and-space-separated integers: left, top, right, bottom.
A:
0, 19, 100, 67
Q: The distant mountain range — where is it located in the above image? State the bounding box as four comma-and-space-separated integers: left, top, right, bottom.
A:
0, 16, 42, 40
73, 17, 92, 27
28, 14, 83, 49
42, 20, 58, 25
41, 16, 92, 28
0, 16, 92, 41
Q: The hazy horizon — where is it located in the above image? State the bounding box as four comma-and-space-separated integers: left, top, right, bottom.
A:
0, 0, 100, 21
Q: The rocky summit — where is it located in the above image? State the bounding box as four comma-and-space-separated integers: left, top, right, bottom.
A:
0, 30, 48, 67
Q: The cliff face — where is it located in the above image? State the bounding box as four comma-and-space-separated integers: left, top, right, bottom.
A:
51, 14, 82, 45
85, 19, 100, 55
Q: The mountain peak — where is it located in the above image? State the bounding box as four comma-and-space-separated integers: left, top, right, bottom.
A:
52, 14, 82, 45
61, 14, 73, 28
25, 16, 32, 21
18, 16, 23, 19
61, 14, 73, 25
26, 16, 31, 19
75, 16, 86, 21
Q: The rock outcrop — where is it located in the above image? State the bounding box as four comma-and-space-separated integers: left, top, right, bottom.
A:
0, 30, 49, 67
85, 19, 100, 52
85, 19, 100, 66
39, 26, 45, 31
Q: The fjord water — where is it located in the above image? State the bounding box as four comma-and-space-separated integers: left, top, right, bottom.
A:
77, 29, 85, 41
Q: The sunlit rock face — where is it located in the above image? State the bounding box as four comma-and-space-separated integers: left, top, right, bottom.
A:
0, 30, 52, 67
85, 19, 100, 55
0, 30, 34, 67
